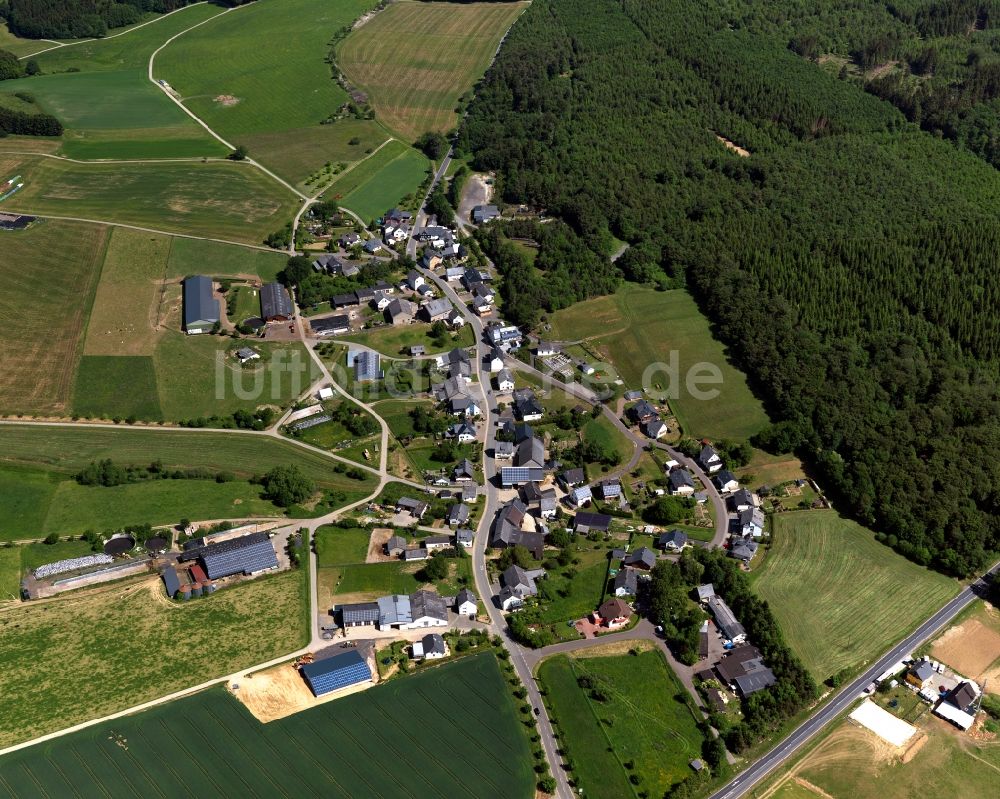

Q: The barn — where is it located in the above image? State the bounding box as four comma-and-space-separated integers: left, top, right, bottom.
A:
179, 532, 278, 580
182, 275, 220, 334
300, 650, 372, 697
260, 282, 293, 322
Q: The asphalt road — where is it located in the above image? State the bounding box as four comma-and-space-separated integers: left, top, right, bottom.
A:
707, 564, 998, 799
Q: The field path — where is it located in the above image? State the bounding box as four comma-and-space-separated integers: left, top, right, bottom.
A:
0, 150, 230, 165
147, 5, 309, 202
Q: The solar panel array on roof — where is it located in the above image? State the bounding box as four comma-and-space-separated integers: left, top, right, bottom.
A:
180, 532, 278, 580
301, 650, 371, 696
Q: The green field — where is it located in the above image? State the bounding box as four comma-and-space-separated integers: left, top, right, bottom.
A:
752, 512, 960, 683
73, 355, 163, 420
0, 221, 109, 417
0, 547, 20, 600
0, 21, 48, 58
338, 1, 528, 141
0, 568, 307, 748
0, 152, 297, 243
539, 647, 706, 798
343, 320, 472, 356
0, 653, 534, 797
1, 3, 230, 159
226, 284, 260, 325
166, 236, 286, 281
534, 544, 614, 626
315, 525, 371, 566
582, 415, 634, 469
0, 425, 376, 539
155, 0, 381, 185
319, 558, 473, 608
547, 284, 769, 440
337, 146, 430, 220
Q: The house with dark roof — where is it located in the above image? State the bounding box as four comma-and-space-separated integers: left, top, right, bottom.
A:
182, 275, 220, 334
178, 532, 278, 580
612, 567, 638, 597
669, 469, 696, 496
574, 512, 612, 534
513, 391, 544, 421
340, 601, 381, 626
455, 528, 474, 548
698, 444, 723, 473
494, 441, 514, 460
714, 645, 776, 697
446, 503, 470, 527
403, 547, 429, 561
559, 468, 586, 488
260, 282, 293, 322
657, 530, 688, 552
728, 536, 758, 563
626, 547, 657, 570
456, 587, 477, 615
595, 597, 632, 628
515, 436, 545, 469
499, 564, 546, 609
714, 470, 739, 493
707, 595, 746, 644
422, 297, 452, 322
385, 536, 407, 557
412, 632, 447, 660
396, 497, 428, 519
385, 297, 416, 325
300, 650, 371, 696
449, 421, 477, 444
628, 400, 659, 424
351, 349, 383, 382
906, 659, 936, 689
453, 459, 475, 481
410, 589, 449, 627
472, 204, 499, 223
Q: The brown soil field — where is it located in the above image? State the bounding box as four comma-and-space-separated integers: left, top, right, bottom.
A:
930, 603, 1000, 682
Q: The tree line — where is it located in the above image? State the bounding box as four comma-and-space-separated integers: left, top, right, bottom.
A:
458, 0, 1000, 575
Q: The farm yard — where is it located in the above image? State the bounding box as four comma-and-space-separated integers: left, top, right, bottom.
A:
751, 512, 959, 683
0, 2, 229, 160
539, 645, 707, 799
0, 425, 377, 540
0, 221, 108, 417
0, 569, 308, 749
546, 285, 769, 440
155, 0, 381, 186
0, 653, 533, 798
338, 1, 529, 141
0, 153, 297, 244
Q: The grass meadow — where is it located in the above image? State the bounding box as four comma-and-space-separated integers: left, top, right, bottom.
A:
539, 647, 706, 799
547, 284, 769, 440
314, 525, 371, 567
0, 220, 109, 417
3, 3, 229, 159
318, 558, 473, 609
0, 654, 534, 798
0, 547, 20, 600
342, 320, 472, 356
338, 1, 529, 141
337, 145, 430, 220
155, 0, 377, 184
165, 235, 286, 281
0, 21, 49, 58
0, 569, 307, 748
751, 511, 959, 683
0, 152, 297, 243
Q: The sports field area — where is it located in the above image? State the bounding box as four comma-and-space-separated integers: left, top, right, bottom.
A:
1, 3, 229, 159
547, 284, 769, 440
539, 645, 706, 799
752, 512, 959, 683
0, 221, 108, 417
155, 0, 383, 186
0, 653, 533, 797
0, 153, 297, 243
0, 569, 308, 748
0, 425, 376, 539
338, 1, 528, 141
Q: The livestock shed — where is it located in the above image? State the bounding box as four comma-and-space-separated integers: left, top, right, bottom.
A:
179, 532, 278, 580
301, 650, 372, 696
182, 275, 220, 334
260, 282, 294, 321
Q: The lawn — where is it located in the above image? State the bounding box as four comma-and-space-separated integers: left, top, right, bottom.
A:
226, 284, 261, 326
155, 0, 380, 185
337, 146, 431, 220
547, 284, 769, 440
1, 3, 230, 159
314, 524, 371, 567
0, 569, 307, 748
539, 646, 707, 798
166, 236, 287, 281
0, 152, 298, 244
343, 321, 473, 356
582, 414, 634, 468
534, 542, 616, 626
0, 653, 534, 798
751, 511, 960, 683
338, 1, 529, 141
0, 220, 108, 417
319, 557, 473, 608
83, 227, 169, 357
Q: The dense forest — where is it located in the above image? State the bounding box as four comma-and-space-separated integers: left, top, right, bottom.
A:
458, 0, 1000, 576
0, 0, 247, 39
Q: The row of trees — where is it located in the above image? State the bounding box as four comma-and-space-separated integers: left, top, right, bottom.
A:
0, 105, 62, 137
75, 458, 236, 486
459, 0, 1000, 575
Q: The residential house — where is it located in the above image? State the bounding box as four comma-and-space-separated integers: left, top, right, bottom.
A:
486, 348, 505, 373
737, 507, 766, 538
455, 529, 474, 549
696, 583, 715, 603
574, 511, 612, 534
409, 590, 449, 627
494, 441, 515, 460
628, 400, 659, 425
559, 468, 586, 489
424, 535, 452, 551
699, 444, 723, 473
409, 344, 426, 357
495, 369, 515, 392
906, 660, 936, 689
450, 395, 481, 418
448, 421, 477, 444
513, 390, 544, 422
643, 419, 668, 439
355, 287, 375, 305
729, 489, 756, 512
728, 536, 758, 563
714, 470, 739, 493
456, 588, 477, 616
473, 295, 492, 316
669, 469, 696, 496
612, 567, 639, 597
403, 547, 429, 562
472, 204, 499, 224
363, 238, 383, 254
445, 265, 465, 281
406, 270, 425, 291
597, 479, 621, 501
235, 347, 260, 364
385, 298, 416, 325
412, 633, 447, 660
570, 485, 593, 507
595, 597, 632, 628
422, 297, 452, 322
453, 459, 476, 481
535, 341, 557, 357
460, 482, 477, 502
385, 536, 407, 557
715, 645, 776, 696
657, 530, 688, 552
446, 503, 470, 527
491, 499, 544, 559
515, 436, 546, 469
498, 564, 546, 610
447, 309, 465, 328
626, 547, 657, 570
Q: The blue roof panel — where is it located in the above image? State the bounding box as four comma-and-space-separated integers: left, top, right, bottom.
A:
301, 650, 371, 696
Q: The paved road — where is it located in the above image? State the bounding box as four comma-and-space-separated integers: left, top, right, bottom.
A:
708, 564, 998, 799
406, 150, 454, 259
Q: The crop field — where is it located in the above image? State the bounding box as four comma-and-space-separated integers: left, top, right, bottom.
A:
156, 0, 378, 184
337, 145, 430, 220
0, 569, 307, 748
0, 547, 20, 600
322, 138, 415, 200
752, 512, 959, 683
547, 285, 769, 440
2, 3, 229, 159
0, 221, 108, 417
755, 715, 1000, 799
0, 153, 297, 243
539, 646, 706, 799
73, 355, 163, 420
338, 1, 528, 141
0, 653, 534, 798
166, 236, 286, 281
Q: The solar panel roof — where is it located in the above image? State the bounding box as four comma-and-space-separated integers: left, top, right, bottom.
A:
301, 651, 371, 696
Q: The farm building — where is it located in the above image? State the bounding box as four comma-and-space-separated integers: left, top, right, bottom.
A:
161, 566, 181, 598
351, 350, 383, 382
311, 315, 350, 336
260, 282, 293, 322
707, 596, 746, 645
179, 532, 278, 580
339, 601, 380, 627
300, 650, 372, 697
472, 204, 499, 224
182, 275, 220, 334
0, 212, 34, 230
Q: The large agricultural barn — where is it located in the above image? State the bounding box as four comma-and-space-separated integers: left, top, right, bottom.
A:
300, 650, 372, 696
178, 532, 278, 580
182, 275, 220, 334
260, 282, 293, 322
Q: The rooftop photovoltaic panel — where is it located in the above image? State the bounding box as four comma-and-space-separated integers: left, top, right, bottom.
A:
301, 651, 371, 696
181, 533, 278, 580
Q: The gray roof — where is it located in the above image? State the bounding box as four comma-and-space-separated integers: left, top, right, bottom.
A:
386, 535, 407, 552
496, 368, 514, 385
260, 282, 293, 320
515, 436, 545, 468
613, 567, 638, 595
560, 467, 586, 486
697, 583, 715, 601
340, 601, 380, 624
446, 503, 470, 525
708, 596, 745, 642
386, 298, 416, 321
658, 530, 688, 549
410, 589, 448, 622
626, 547, 657, 569
456, 587, 476, 605
182, 275, 220, 329
310, 315, 350, 334
424, 298, 452, 318
574, 511, 612, 532
186, 532, 277, 580
421, 632, 446, 655
456, 528, 474, 545
670, 469, 695, 489
495, 441, 515, 458
353, 350, 382, 381
378, 594, 412, 626
734, 667, 777, 696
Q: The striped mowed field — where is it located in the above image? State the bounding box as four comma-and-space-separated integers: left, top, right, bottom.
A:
752, 511, 959, 683
338, 1, 529, 141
